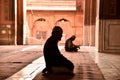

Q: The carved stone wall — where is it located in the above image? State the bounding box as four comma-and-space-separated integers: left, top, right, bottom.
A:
26, 11, 83, 45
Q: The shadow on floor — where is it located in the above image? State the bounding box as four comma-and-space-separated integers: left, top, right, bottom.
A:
34, 72, 75, 80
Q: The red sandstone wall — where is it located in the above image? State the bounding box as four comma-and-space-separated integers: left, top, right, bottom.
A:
26, 11, 83, 45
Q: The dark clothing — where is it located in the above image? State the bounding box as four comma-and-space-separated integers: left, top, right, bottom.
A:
43, 36, 74, 71
65, 37, 79, 52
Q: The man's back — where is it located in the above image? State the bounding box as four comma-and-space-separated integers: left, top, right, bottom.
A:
65, 38, 73, 51
43, 36, 62, 66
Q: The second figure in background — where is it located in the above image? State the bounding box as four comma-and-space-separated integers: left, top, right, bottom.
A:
65, 35, 80, 52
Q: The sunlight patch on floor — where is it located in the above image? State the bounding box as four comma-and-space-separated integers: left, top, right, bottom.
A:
6, 56, 45, 80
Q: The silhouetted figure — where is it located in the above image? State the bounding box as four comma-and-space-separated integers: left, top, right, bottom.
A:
65, 35, 80, 52
42, 26, 74, 75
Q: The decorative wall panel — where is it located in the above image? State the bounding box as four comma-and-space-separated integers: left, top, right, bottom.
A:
100, 20, 120, 52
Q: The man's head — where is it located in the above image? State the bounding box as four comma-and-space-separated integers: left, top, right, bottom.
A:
52, 26, 63, 41
70, 35, 76, 41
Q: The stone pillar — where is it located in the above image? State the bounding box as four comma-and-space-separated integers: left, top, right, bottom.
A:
83, 0, 96, 46
17, 0, 23, 45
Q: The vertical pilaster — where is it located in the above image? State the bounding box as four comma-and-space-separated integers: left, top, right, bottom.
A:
83, 0, 96, 46
17, 0, 23, 45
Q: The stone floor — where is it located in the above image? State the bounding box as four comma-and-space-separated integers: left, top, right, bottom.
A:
85, 47, 120, 80
0, 45, 44, 80
0, 45, 119, 80
33, 47, 105, 80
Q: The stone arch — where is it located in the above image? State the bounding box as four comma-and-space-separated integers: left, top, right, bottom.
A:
29, 18, 51, 44
55, 18, 75, 44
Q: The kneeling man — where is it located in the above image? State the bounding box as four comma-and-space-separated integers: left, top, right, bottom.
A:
42, 26, 74, 75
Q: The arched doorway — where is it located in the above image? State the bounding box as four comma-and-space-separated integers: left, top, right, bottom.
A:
26, 18, 52, 45
55, 18, 75, 44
